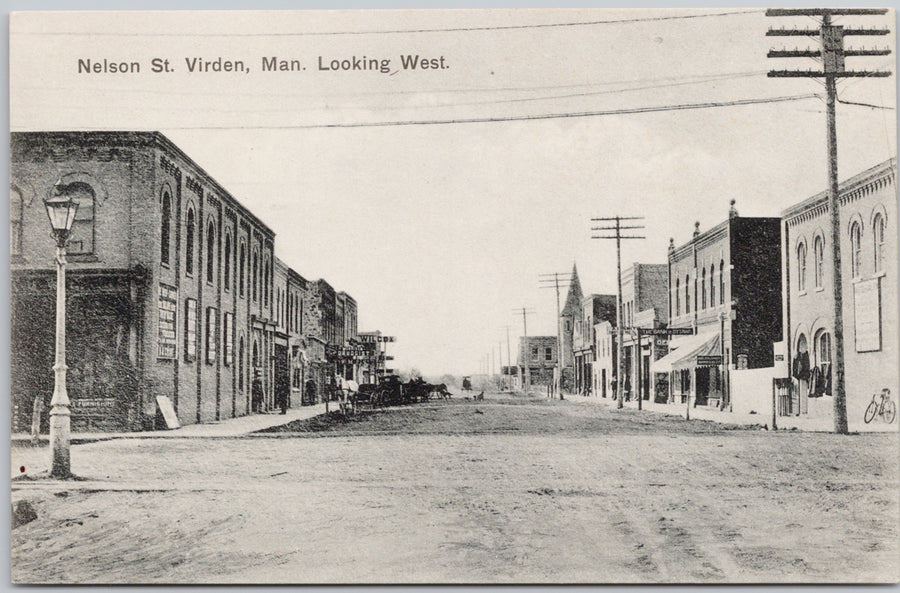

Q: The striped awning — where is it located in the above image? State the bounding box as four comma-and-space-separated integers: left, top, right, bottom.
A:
649, 331, 721, 373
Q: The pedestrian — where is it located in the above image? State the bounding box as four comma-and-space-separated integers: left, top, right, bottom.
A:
252, 372, 263, 413
624, 375, 632, 401
611, 378, 618, 400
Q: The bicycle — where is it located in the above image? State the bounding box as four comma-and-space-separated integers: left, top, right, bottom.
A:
864, 388, 896, 424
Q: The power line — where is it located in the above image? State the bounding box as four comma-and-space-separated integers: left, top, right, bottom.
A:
18, 10, 763, 38
19, 93, 819, 133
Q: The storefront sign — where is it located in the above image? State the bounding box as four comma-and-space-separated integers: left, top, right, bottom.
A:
854, 277, 882, 352
629, 327, 694, 336
696, 355, 722, 366
359, 335, 396, 343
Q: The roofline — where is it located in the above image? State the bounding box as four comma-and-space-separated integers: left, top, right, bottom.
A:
781, 157, 897, 221
10, 130, 276, 238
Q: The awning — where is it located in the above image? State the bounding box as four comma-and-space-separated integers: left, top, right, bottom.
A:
649, 330, 721, 374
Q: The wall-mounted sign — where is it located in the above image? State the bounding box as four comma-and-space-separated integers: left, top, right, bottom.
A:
360, 335, 396, 343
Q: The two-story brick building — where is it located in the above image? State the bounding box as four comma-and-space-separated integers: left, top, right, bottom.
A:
572, 294, 616, 395
652, 204, 782, 408
10, 131, 278, 431
781, 158, 897, 424
517, 336, 558, 390
619, 263, 670, 402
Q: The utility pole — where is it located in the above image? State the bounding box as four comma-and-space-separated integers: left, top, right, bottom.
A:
592, 216, 645, 409
539, 272, 572, 400
767, 8, 891, 434
512, 308, 535, 393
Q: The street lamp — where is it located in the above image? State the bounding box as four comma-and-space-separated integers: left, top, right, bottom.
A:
44, 181, 79, 479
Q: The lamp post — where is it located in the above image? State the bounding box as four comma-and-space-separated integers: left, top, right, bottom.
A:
44, 182, 79, 479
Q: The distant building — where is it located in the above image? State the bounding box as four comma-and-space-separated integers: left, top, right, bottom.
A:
652, 204, 782, 407
558, 263, 583, 391
593, 320, 617, 399
517, 336, 558, 389
573, 294, 616, 395
781, 158, 897, 422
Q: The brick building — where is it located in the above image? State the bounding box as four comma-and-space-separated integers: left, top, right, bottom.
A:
781, 158, 897, 423
10, 131, 366, 432
620, 263, 670, 402
572, 294, 616, 395
10, 131, 277, 431
652, 205, 782, 407
517, 336, 558, 390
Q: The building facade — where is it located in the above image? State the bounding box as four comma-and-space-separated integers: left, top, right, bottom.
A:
573, 294, 616, 395
10, 131, 368, 432
653, 205, 782, 407
558, 263, 583, 392
517, 336, 558, 389
10, 131, 278, 431
782, 158, 897, 423
620, 263, 670, 402
593, 320, 617, 399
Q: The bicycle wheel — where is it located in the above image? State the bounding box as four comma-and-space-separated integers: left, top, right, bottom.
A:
864, 400, 878, 424
883, 399, 896, 424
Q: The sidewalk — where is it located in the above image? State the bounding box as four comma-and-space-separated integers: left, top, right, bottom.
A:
562, 393, 899, 433
12, 402, 331, 445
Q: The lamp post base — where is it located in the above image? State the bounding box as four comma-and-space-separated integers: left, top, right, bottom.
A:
49, 405, 71, 478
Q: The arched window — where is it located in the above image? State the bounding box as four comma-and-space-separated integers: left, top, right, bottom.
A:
252, 339, 259, 368
252, 249, 259, 302
814, 236, 824, 289
719, 260, 725, 305
264, 257, 271, 308
873, 213, 885, 273
675, 278, 681, 316
223, 230, 232, 290
709, 265, 715, 308
239, 240, 246, 298
701, 267, 707, 309
814, 329, 831, 367
160, 191, 171, 265
797, 241, 807, 292
185, 207, 195, 275
62, 181, 95, 255
206, 218, 217, 284
10, 186, 23, 256
684, 274, 690, 314
850, 221, 862, 278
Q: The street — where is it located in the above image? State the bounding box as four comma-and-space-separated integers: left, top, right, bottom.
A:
11, 391, 900, 583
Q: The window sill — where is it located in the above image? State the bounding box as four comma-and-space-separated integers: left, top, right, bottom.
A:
797, 290, 807, 297
160, 262, 170, 270
68, 254, 100, 263
873, 271, 887, 279
815, 287, 825, 293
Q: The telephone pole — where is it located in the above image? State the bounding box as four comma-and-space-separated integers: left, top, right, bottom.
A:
592, 216, 645, 409
767, 8, 891, 434
513, 308, 536, 393
539, 272, 573, 399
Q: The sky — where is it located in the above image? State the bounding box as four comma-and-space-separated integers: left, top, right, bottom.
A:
9, 8, 897, 376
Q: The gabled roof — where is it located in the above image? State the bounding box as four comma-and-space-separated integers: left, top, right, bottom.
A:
561, 263, 584, 318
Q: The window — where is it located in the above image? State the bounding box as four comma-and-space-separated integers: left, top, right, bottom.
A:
239, 240, 246, 297
223, 230, 232, 290
531, 346, 538, 361
816, 330, 831, 365
797, 241, 807, 292
206, 307, 218, 364
701, 267, 707, 309
814, 236, 824, 289
264, 257, 271, 308
850, 221, 862, 278
157, 283, 177, 359
545, 347, 552, 361
206, 219, 217, 284
224, 312, 234, 366
684, 274, 690, 314
185, 207, 195, 275
675, 278, 680, 316
10, 186, 23, 257
64, 182, 95, 255
252, 249, 259, 301
719, 260, 725, 305
184, 298, 197, 361
873, 213, 885, 273
160, 191, 171, 265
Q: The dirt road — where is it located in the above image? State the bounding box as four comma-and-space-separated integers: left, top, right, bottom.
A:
11, 393, 900, 583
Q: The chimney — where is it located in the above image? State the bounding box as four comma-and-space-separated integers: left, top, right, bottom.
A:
729, 199, 739, 219
693, 221, 700, 239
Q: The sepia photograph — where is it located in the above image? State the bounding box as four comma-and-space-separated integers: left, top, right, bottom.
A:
8, 6, 899, 584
